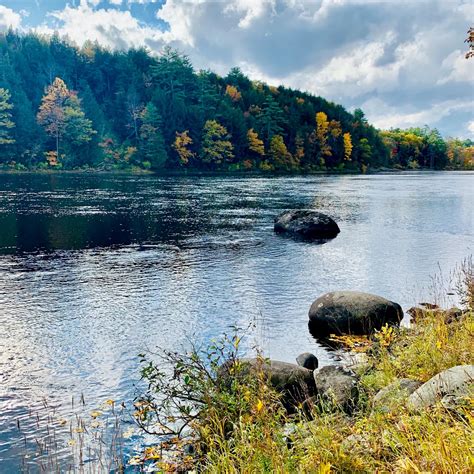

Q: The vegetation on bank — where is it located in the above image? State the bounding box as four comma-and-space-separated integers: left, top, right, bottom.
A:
1, 31, 473, 174
129, 263, 473, 473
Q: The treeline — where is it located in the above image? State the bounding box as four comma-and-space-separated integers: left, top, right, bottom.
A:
0, 31, 472, 172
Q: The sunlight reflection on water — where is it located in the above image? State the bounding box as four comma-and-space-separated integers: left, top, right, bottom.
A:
0, 171, 473, 469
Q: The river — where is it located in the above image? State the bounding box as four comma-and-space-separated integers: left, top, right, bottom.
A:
0, 171, 472, 470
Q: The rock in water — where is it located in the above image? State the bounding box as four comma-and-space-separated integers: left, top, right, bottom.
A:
407, 365, 474, 410
296, 352, 319, 370
309, 291, 403, 336
274, 210, 340, 240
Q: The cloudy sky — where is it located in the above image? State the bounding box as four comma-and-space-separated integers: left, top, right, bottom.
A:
0, 0, 473, 138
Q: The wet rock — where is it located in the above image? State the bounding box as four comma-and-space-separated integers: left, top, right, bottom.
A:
309, 291, 403, 336
313, 365, 359, 412
407, 365, 474, 410
274, 210, 340, 240
296, 352, 319, 370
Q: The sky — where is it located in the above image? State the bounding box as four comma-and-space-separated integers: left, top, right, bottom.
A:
0, 0, 473, 138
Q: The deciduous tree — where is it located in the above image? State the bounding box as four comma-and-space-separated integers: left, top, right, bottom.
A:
173, 130, 194, 166
200, 120, 234, 167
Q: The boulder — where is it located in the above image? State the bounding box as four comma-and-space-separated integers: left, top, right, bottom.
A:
296, 352, 319, 370
313, 365, 359, 412
373, 378, 422, 411
407, 306, 463, 325
274, 210, 340, 240
407, 365, 474, 410
309, 291, 403, 336
234, 359, 317, 408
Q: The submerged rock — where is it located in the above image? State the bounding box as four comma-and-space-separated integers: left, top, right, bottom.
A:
407, 365, 474, 410
274, 210, 340, 240
296, 352, 319, 370
309, 291, 403, 336
313, 365, 359, 412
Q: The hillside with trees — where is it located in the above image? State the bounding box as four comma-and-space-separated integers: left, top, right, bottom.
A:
0, 31, 472, 172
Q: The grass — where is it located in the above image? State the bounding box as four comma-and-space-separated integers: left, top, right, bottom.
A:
191, 309, 473, 473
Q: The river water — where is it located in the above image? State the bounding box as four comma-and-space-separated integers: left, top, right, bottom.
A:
0, 171, 472, 470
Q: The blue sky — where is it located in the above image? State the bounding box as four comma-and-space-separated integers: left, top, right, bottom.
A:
0, 0, 473, 138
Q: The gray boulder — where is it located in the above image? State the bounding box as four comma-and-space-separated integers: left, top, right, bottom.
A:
407, 306, 464, 325
373, 378, 422, 411
309, 291, 403, 336
407, 365, 474, 410
313, 365, 359, 412
296, 352, 319, 370
239, 359, 317, 408
274, 210, 340, 240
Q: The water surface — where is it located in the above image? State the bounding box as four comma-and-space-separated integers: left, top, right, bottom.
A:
0, 171, 472, 469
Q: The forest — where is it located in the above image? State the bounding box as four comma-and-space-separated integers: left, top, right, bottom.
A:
0, 31, 472, 173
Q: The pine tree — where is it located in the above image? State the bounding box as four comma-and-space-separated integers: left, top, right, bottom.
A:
140, 102, 167, 169
0, 88, 15, 146
258, 96, 285, 144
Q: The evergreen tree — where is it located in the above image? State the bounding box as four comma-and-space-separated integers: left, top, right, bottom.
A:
0, 88, 15, 146
140, 102, 167, 169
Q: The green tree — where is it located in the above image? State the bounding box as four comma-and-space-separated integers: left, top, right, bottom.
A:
139, 102, 167, 169
257, 96, 285, 144
200, 120, 234, 167
64, 94, 96, 147
0, 88, 15, 146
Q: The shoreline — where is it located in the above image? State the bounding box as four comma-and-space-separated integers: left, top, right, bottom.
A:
0, 167, 472, 178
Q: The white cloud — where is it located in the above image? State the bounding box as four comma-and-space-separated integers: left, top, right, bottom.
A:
438, 50, 474, 84
0, 5, 22, 31
224, 0, 275, 29
37, 2, 166, 50
360, 97, 474, 130
468, 121, 474, 134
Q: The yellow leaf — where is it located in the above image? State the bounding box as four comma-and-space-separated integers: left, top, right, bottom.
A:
90, 410, 102, 418
255, 399, 264, 413
319, 462, 331, 474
